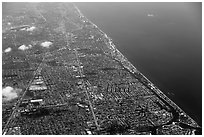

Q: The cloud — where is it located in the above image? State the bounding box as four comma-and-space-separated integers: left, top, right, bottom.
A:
27, 26, 36, 31
4, 47, 12, 53
147, 14, 154, 17
40, 41, 53, 48
18, 44, 32, 51
2, 86, 19, 101
21, 26, 36, 31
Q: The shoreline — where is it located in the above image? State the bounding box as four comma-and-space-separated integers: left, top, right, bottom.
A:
74, 4, 201, 129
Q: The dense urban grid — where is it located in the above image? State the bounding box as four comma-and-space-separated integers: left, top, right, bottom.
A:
2, 2, 201, 135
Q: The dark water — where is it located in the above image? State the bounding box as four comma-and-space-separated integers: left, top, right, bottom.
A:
75, 2, 202, 126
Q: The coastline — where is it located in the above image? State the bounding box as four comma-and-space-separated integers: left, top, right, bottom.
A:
73, 4, 201, 129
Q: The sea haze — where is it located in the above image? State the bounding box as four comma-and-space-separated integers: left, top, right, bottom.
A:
75, 2, 202, 126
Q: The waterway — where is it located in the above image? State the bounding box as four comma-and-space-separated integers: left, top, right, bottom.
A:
75, 2, 202, 126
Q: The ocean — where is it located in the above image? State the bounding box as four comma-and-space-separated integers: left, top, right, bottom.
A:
75, 2, 202, 126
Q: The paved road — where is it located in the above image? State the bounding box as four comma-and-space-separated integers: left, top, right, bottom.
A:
74, 48, 100, 131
